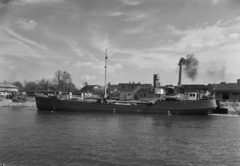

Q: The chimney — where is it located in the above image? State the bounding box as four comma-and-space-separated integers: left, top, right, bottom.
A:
178, 58, 184, 85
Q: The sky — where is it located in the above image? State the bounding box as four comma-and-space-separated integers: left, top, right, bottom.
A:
0, 0, 240, 88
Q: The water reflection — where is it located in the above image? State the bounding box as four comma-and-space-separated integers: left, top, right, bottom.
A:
1, 108, 240, 165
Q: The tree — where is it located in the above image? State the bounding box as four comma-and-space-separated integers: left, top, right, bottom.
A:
67, 82, 76, 92
12, 81, 23, 90
54, 70, 62, 90
54, 70, 73, 91
24, 81, 38, 91
62, 71, 72, 91
37, 79, 52, 91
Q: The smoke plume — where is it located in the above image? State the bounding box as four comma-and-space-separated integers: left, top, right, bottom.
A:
206, 60, 226, 79
181, 54, 199, 81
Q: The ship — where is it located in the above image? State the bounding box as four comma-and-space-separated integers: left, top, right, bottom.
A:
35, 51, 217, 115
35, 93, 217, 115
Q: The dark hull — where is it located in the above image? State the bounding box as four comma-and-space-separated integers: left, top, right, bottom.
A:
211, 107, 228, 114
35, 94, 217, 115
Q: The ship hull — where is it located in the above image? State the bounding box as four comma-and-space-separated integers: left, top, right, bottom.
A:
35, 94, 217, 115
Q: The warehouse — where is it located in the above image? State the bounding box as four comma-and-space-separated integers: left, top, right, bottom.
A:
213, 79, 240, 102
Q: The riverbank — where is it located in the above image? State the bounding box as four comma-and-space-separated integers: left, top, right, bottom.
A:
220, 102, 240, 113
0, 98, 36, 107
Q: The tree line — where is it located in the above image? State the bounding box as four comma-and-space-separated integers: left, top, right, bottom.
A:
11, 70, 77, 92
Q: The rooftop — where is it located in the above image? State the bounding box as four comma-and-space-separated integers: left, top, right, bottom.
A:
0, 83, 18, 89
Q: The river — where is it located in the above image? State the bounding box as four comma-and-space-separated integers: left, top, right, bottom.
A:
0, 107, 240, 166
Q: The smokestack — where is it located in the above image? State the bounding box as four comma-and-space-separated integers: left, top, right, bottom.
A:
178, 58, 185, 85
178, 54, 199, 84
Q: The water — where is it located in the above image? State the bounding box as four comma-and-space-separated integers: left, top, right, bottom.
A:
0, 107, 240, 166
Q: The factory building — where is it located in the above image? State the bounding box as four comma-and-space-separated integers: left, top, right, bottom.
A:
213, 79, 240, 102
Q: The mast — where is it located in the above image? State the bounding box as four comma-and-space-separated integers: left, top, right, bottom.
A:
104, 49, 107, 98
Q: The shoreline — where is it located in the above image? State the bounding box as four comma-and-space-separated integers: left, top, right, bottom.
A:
0, 98, 36, 107
220, 102, 240, 113
0, 98, 239, 113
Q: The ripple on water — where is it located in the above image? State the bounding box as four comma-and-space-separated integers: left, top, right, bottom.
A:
0, 107, 240, 165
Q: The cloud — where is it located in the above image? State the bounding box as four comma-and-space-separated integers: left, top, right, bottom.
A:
63, 60, 71, 65
228, 33, 240, 39
106, 10, 151, 22
15, 0, 63, 5
90, 26, 110, 51
1, 25, 49, 53
119, 0, 144, 6
73, 60, 123, 74
122, 24, 145, 34
110, 19, 240, 72
81, 75, 96, 81
216, 19, 232, 26
123, 12, 149, 22
167, 25, 185, 36
204, 59, 226, 80
0, 57, 7, 64
73, 61, 93, 68
65, 39, 84, 56
9, 65, 16, 69
0, 25, 52, 61
177, 26, 224, 51
0, 0, 14, 18
107, 63, 123, 74
16, 18, 38, 31
166, 22, 240, 53
106, 11, 122, 17
212, 0, 221, 5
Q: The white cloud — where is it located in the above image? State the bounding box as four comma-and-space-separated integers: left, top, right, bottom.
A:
73, 61, 93, 68
0, 25, 52, 60
116, 21, 240, 72
212, 0, 220, 5
16, 18, 38, 31
90, 26, 110, 51
167, 24, 240, 52
106, 10, 151, 22
107, 63, 123, 74
122, 24, 145, 34
236, 16, 240, 22
217, 19, 232, 26
81, 75, 96, 81
65, 39, 84, 56
124, 12, 149, 22
167, 25, 185, 36
228, 33, 240, 39
2, 25, 49, 52
106, 12, 122, 17
15, 0, 63, 5
119, 0, 144, 6
9, 66, 16, 70
73, 60, 122, 74
63, 60, 71, 65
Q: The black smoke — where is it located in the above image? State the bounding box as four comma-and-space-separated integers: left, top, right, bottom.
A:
180, 54, 199, 81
